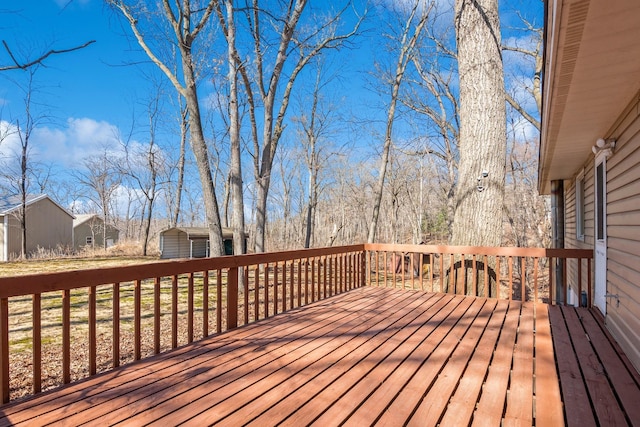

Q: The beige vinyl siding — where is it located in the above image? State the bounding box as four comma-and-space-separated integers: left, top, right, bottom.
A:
4, 197, 73, 260
599, 94, 640, 372
565, 161, 595, 305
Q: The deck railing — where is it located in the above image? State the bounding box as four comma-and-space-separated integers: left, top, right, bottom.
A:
0, 245, 365, 404
365, 244, 593, 306
0, 243, 591, 404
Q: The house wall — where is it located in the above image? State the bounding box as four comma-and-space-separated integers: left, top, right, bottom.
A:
4, 198, 73, 259
565, 94, 640, 372
602, 95, 640, 373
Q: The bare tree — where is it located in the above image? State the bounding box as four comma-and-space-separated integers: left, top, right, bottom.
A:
234, 0, 363, 253
108, 0, 226, 256
367, 0, 432, 243
119, 91, 167, 255
76, 151, 121, 250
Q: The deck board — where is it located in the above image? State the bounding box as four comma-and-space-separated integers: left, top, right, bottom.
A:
0, 287, 638, 426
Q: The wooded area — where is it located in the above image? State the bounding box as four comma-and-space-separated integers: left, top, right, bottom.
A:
0, 0, 547, 258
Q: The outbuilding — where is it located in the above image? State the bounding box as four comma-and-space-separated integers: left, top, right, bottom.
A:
73, 214, 120, 250
159, 227, 239, 259
0, 194, 74, 261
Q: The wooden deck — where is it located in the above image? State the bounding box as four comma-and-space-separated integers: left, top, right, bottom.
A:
0, 286, 638, 426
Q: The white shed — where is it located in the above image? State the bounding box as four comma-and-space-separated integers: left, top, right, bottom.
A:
159, 227, 237, 259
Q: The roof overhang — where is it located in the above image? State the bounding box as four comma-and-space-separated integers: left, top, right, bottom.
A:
539, 0, 640, 194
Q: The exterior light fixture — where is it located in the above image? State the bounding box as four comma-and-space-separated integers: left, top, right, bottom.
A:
592, 138, 616, 157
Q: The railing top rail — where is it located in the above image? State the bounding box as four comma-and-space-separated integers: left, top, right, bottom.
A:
364, 243, 593, 259
0, 244, 366, 298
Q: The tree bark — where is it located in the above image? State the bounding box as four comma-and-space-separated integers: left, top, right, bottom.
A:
452, 0, 506, 248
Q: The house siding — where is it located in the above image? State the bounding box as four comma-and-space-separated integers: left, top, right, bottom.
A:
565, 95, 640, 372
160, 229, 208, 259
565, 161, 595, 305
602, 96, 640, 372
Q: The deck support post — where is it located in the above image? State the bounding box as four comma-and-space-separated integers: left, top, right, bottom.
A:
551, 180, 565, 304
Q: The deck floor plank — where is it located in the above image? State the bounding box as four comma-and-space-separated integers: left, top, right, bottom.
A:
245, 294, 457, 427
577, 308, 640, 426
406, 298, 499, 426
225, 292, 448, 426
503, 301, 535, 426
0, 287, 637, 427
438, 299, 509, 426
163, 291, 443, 426
373, 297, 484, 426
562, 306, 628, 426
82, 288, 417, 426
549, 307, 596, 427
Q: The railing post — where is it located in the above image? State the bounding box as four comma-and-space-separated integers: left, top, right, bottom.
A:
227, 267, 238, 329
0, 297, 9, 404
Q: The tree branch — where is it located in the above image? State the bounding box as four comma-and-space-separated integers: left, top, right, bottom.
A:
1, 40, 95, 71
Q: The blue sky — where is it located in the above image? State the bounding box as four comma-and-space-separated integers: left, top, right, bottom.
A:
0, 0, 543, 218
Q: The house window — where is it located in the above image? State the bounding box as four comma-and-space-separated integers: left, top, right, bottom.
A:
576, 170, 585, 241
86, 236, 93, 246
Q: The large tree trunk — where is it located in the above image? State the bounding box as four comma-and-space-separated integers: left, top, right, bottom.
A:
451, 0, 507, 296
452, 0, 506, 247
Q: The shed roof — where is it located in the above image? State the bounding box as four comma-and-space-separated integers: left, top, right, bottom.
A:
73, 214, 101, 227
0, 194, 75, 218
161, 227, 236, 240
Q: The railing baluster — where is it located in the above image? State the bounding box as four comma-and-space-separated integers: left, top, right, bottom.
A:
0, 297, 8, 403
508, 256, 513, 300
216, 270, 222, 333
113, 282, 120, 366
188, 273, 194, 343
153, 277, 160, 354
89, 285, 97, 374
254, 266, 260, 321
62, 289, 70, 384
521, 257, 527, 302
172, 275, 178, 348
289, 261, 295, 309
264, 264, 270, 317
563, 258, 568, 306
534, 258, 539, 304
472, 255, 477, 296
282, 261, 287, 313
33, 293, 41, 394
274, 263, 279, 314
587, 258, 592, 307
134, 279, 141, 360
203, 271, 209, 335
484, 256, 489, 298
578, 259, 583, 306
244, 268, 249, 324
549, 257, 554, 305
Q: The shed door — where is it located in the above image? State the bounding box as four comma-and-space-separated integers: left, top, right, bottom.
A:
594, 155, 607, 315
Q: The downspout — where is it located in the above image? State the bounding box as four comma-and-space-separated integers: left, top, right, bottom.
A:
551, 180, 565, 304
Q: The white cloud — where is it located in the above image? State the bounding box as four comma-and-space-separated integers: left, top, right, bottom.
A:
32, 117, 123, 168
0, 120, 21, 160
